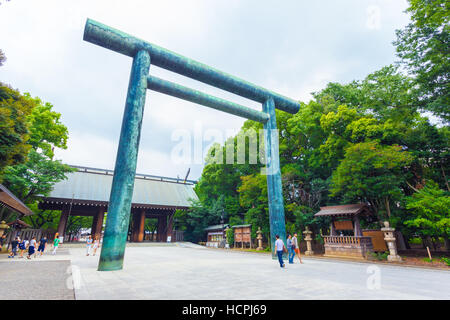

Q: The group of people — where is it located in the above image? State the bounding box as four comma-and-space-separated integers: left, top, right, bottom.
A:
274, 233, 303, 268
3, 233, 101, 258
85, 235, 100, 256
4, 232, 61, 259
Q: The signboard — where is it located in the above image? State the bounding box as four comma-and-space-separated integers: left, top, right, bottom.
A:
333, 220, 353, 230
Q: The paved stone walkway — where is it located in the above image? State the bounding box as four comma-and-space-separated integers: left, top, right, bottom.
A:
69, 245, 449, 300
0, 259, 74, 300
1, 244, 449, 300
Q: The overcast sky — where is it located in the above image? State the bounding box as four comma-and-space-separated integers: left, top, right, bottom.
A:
0, 0, 410, 180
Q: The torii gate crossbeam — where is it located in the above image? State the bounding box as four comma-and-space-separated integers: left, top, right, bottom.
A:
83, 18, 300, 271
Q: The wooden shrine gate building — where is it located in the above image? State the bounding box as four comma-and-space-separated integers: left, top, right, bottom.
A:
38, 166, 198, 242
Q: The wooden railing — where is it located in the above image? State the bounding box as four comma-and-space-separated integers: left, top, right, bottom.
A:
323, 236, 372, 246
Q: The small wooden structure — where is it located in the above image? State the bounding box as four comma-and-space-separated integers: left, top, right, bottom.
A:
362, 230, 388, 252
0, 184, 34, 217
315, 204, 374, 259
233, 224, 252, 249
205, 224, 228, 248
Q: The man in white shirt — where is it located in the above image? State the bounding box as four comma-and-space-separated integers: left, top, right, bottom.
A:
274, 235, 286, 268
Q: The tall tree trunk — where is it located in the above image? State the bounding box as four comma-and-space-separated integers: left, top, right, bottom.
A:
441, 165, 450, 192
444, 237, 450, 252
384, 197, 391, 219
421, 236, 427, 249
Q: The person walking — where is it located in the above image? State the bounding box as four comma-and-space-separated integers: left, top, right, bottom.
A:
37, 236, 48, 257
86, 235, 93, 256
27, 236, 37, 259
8, 237, 19, 258
52, 234, 60, 255
292, 233, 303, 264
18, 237, 27, 258
92, 235, 100, 256
274, 235, 287, 268
287, 234, 295, 264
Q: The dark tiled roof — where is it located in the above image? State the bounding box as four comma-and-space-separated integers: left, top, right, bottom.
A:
39, 166, 198, 209
7, 219, 31, 228
231, 224, 252, 228
204, 224, 229, 231
314, 204, 370, 217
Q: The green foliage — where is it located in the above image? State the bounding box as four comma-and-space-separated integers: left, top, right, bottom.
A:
226, 227, 234, 246
331, 141, 414, 220
0, 83, 34, 176
25, 96, 68, 158
21, 202, 59, 229
394, 0, 450, 122
370, 251, 389, 261
405, 181, 450, 239
0, 84, 73, 224
66, 216, 92, 235
440, 257, 450, 266
3, 150, 75, 203
178, 4, 449, 245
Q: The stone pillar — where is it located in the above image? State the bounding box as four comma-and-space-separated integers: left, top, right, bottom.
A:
381, 221, 402, 262
57, 209, 69, 238
166, 211, 174, 242
256, 227, 263, 251
303, 226, 314, 256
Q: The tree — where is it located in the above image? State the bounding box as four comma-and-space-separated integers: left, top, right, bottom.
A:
405, 181, 450, 251
25, 97, 68, 158
3, 150, 74, 203
394, 0, 450, 122
330, 141, 414, 221
0, 83, 34, 177
1, 90, 74, 224
2, 92, 73, 203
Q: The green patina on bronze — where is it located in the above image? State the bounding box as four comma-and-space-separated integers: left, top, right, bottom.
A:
263, 98, 287, 260
97, 50, 150, 271
83, 18, 300, 271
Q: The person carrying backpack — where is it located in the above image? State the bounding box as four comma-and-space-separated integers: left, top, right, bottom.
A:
19, 238, 28, 258
37, 236, 48, 257
8, 237, 19, 258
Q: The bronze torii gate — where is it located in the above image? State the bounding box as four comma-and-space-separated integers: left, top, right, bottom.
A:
83, 18, 300, 271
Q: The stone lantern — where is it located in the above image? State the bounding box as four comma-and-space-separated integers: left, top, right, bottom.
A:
303, 226, 314, 256
256, 227, 263, 251
0, 220, 9, 237
381, 221, 402, 262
